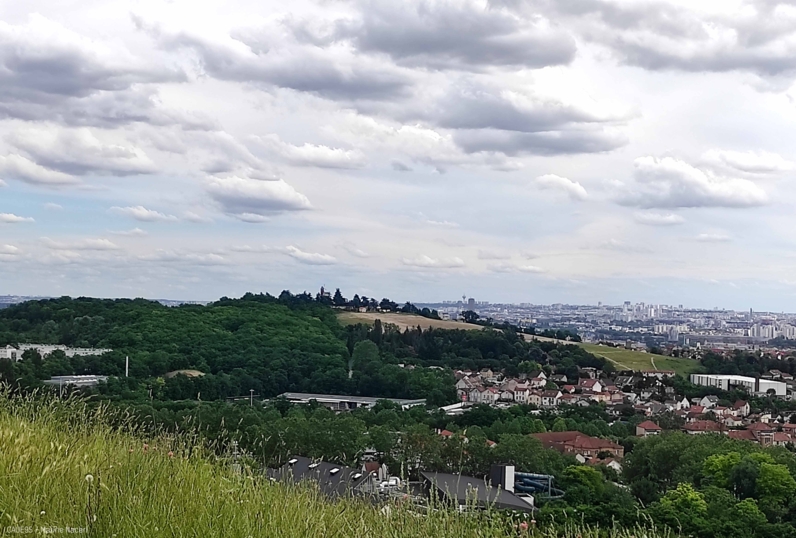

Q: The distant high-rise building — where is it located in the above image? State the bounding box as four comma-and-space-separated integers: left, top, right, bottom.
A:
467, 298, 475, 307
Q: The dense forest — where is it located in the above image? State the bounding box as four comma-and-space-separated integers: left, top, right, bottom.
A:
0, 292, 605, 406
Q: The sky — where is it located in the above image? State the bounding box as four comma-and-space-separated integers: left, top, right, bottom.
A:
2, 0, 796, 310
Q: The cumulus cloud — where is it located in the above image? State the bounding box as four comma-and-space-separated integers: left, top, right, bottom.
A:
617, 156, 769, 208
110, 206, 179, 222
142, 18, 413, 102
205, 176, 312, 220
8, 126, 156, 177
0, 245, 19, 255
327, 0, 576, 70
42, 237, 120, 250
0, 15, 181, 101
633, 211, 685, 226
251, 134, 366, 169
508, 0, 796, 78
285, 245, 337, 265
534, 174, 588, 201
702, 149, 795, 174
0, 213, 35, 223
401, 255, 466, 268
0, 154, 79, 186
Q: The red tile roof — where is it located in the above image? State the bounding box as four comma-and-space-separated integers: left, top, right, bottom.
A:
637, 421, 662, 431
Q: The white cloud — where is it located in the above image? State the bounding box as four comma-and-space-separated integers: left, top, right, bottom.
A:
0, 245, 20, 255
340, 243, 371, 258
285, 245, 337, 265
402, 255, 465, 268
695, 233, 732, 243
251, 134, 366, 169
0, 213, 34, 223
618, 156, 769, 208
182, 211, 213, 223
487, 261, 546, 273
44, 203, 63, 210
139, 249, 228, 265
110, 206, 179, 222
205, 176, 312, 220
8, 126, 156, 177
633, 211, 685, 226
110, 228, 148, 237
0, 154, 79, 186
42, 237, 120, 250
702, 149, 795, 174
534, 174, 588, 201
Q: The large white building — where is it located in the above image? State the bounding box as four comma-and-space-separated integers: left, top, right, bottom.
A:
0, 344, 111, 361
690, 374, 787, 397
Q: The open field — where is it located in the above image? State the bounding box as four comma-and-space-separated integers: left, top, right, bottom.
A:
337, 310, 484, 331
578, 343, 699, 377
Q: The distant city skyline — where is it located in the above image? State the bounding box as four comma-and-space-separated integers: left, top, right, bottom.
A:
3, 2, 796, 310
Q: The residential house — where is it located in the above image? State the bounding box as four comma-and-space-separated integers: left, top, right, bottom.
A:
579, 379, 603, 393
636, 421, 662, 437
700, 395, 719, 409
513, 387, 528, 404
499, 390, 515, 402
683, 420, 726, 434
532, 431, 624, 459
527, 390, 542, 407
733, 400, 750, 418
541, 390, 562, 408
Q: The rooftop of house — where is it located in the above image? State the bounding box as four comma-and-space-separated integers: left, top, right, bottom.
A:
637, 421, 662, 431
419, 471, 533, 513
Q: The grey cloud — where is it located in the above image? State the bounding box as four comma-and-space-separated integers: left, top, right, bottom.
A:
617, 156, 769, 208
478, 249, 512, 260
145, 21, 413, 101
391, 160, 412, 172
0, 16, 191, 128
324, 0, 575, 70
0, 154, 79, 186
453, 127, 626, 155
0, 15, 181, 102
502, 0, 796, 78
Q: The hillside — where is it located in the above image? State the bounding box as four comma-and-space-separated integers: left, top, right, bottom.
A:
338, 310, 484, 331
338, 311, 698, 376
0, 394, 670, 538
578, 343, 698, 377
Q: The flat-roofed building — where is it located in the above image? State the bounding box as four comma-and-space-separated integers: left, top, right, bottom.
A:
277, 392, 426, 411
690, 374, 787, 397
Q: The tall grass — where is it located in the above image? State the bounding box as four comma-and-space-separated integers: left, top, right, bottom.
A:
0, 391, 674, 537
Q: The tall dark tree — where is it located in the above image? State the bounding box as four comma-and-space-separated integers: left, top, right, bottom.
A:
332, 288, 346, 307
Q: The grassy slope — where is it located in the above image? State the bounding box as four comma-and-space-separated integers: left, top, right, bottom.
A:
337, 312, 698, 377
578, 343, 698, 377
0, 395, 672, 538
